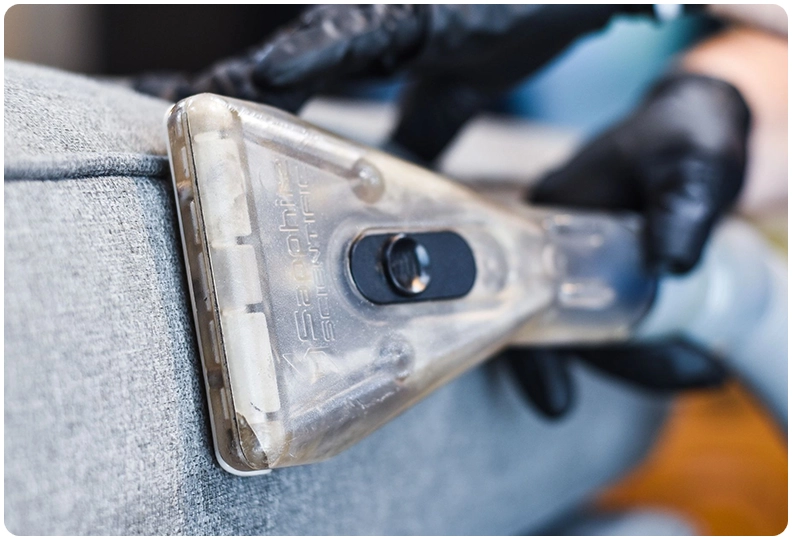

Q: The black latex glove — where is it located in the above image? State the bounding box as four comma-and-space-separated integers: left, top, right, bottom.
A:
134, 4, 661, 161
507, 73, 750, 418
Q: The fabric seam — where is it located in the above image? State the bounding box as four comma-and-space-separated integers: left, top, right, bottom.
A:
4, 152, 170, 181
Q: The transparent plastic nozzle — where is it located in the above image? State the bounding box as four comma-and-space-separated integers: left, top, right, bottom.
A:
166, 94, 657, 474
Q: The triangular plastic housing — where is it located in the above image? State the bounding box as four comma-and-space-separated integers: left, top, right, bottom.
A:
166, 94, 654, 473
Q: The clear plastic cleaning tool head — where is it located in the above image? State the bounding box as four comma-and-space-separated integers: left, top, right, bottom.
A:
166, 94, 654, 473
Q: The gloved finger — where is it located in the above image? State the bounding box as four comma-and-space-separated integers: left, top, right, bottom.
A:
189, 57, 313, 112
638, 153, 744, 274
133, 62, 312, 113
251, 5, 429, 89
503, 348, 576, 419
625, 74, 750, 273
390, 79, 495, 163
529, 129, 639, 211
575, 338, 728, 391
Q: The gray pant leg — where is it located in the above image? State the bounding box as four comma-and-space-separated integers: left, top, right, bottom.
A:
4, 60, 671, 535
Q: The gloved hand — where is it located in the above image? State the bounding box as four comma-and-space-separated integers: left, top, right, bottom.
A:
135, 4, 664, 161
506, 72, 751, 418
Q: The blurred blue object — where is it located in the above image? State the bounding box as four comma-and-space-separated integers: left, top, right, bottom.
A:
502, 15, 720, 135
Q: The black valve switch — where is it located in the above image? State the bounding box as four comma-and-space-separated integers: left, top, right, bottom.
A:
349, 230, 476, 304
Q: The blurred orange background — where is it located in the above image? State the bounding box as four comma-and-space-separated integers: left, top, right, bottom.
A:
599, 382, 788, 535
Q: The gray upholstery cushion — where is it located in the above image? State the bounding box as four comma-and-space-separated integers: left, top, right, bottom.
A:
4, 60, 669, 535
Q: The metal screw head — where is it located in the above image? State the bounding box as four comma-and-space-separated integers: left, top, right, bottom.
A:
383, 235, 431, 296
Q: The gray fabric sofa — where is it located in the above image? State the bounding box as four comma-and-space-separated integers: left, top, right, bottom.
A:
4, 60, 673, 535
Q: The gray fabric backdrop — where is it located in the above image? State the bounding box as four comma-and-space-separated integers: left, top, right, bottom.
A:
4, 60, 671, 535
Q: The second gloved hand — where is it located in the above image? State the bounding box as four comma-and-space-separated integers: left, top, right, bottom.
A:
507, 72, 751, 418
134, 4, 663, 162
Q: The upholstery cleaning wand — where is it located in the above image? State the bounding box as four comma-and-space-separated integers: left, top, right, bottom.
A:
166, 94, 787, 475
